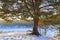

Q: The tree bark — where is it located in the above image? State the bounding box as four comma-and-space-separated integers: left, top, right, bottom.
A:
31, 17, 41, 36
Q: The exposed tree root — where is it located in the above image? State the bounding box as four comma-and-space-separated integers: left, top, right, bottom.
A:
29, 32, 41, 36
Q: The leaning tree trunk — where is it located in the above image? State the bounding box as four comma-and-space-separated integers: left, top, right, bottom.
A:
31, 17, 40, 35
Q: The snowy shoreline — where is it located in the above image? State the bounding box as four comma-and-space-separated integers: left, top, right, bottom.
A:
0, 31, 56, 40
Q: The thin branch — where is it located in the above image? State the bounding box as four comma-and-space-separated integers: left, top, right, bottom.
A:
34, 0, 41, 15
23, 0, 33, 17
31, 0, 35, 13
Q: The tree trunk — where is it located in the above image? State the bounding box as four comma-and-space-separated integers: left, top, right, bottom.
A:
31, 17, 41, 36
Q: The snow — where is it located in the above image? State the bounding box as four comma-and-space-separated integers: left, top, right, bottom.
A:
0, 32, 55, 40
38, 25, 58, 37
48, 6, 54, 8
18, 1, 22, 3
18, 16, 21, 19
27, 17, 33, 20
39, 3, 49, 8
0, 24, 59, 40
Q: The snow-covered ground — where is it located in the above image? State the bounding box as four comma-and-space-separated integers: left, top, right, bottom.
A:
0, 32, 55, 40
38, 25, 58, 37
0, 24, 59, 40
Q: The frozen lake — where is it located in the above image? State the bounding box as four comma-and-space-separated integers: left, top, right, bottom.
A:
0, 24, 33, 32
